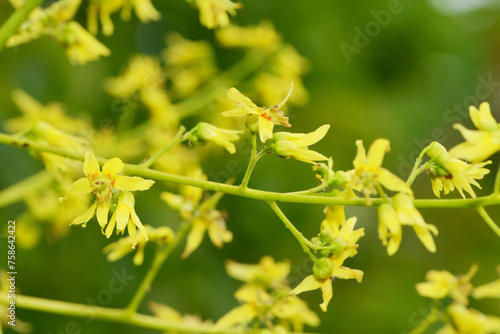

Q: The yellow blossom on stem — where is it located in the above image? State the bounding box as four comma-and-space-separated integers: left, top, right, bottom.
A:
450, 102, 500, 163
195, 0, 242, 29
266, 124, 330, 164
187, 122, 243, 154
69, 151, 155, 230
289, 216, 364, 312
426, 142, 491, 198
223, 85, 292, 143
378, 193, 438, 255
346, 139, 412, 199
416, 265, 477, 305
225, 256, 290, 289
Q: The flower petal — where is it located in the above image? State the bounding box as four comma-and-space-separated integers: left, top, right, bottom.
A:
319, 279, 333, 312
83, 151, 100, 176
70, 177, 93, 195
258, 117, 274, 143
181, 220, 207, 258
222, 107, 251, 117
71, 201, 97, 227
366, 138, 390, 170
102, 157, 124, 176
353, 140, 366, 171
289, 275, 323, 296
115, 204, 131, 231
114, 175, 155, 191
214, 304, 258, 330
291, 148, 329, 164
379, 168, 413, 194
96, 202, 110, 228
293, 124, 330, 147
226, 87, 258, 109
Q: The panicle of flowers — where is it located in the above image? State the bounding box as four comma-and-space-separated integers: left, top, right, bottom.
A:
7, 0, 110, 65
215, 256, 319, 332
415, 265, 500, 334
160, 169, 232, 258
425, 142, 491, 198
289, 206, 364, 312
344, 139, 412, 201
450, 102, 500, 163
378, 192, 438, 255
87, 0, 161, 36
68, 151, 155, 246
223, 84, 292, 143
194, 0, 242, 29
103, 225, 175, 265
265, 124, 330, 164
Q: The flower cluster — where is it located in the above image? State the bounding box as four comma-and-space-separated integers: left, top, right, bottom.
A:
68, 151, 154, 247
416, 265, 500, 333
215, 256, 319, 332
290, 205, 364, 312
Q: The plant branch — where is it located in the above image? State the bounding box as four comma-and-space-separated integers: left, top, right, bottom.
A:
141, 126, 186, 168
476, 206, 500, 238
240, 132, 265, 191
0, 0, 43, 52
125, 220, 192, 315
2, 133, 500, 209
0, 169, 53, 208
494, 162, 500, 196
268, 201, 318, 262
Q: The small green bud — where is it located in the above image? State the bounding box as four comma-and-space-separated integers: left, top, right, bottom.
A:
245, 114, 259, 133
316, 249, 331, 258
330, 237, 347, 255
313, 257, 333, 280
311, 236, 322, 246
331, 170, 350, 187
320, 228, 333, 245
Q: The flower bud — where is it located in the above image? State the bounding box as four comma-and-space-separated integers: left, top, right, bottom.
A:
245, 114, 259, 133
313, 257, 333, 280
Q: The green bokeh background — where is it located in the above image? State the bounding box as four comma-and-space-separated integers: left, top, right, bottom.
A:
1, 0, 500, 333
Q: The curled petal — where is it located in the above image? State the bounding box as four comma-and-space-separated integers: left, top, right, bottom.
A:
71, 201, 97, 227
378, 168, 413, 194
96, 202, 110, 228
226, 87, 258, 109
291, 148, 329, 164
320, 279, 333, 312
353, 140, 367, 171
182, 220, 207, 258
294, 124, 330, 147
114, 175, 155, 191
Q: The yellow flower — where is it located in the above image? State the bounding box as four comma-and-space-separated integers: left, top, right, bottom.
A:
437, 303, 500, 334
473, 267, 500, 299
346, 139, 412, 199
450, 102, 500, 163
223, 86, 292, 143
162, 33, 217, 97
5, 89, 90, 134
378, 193, 438, 255
225, 256, 290, 290
426, 142, 491, 198
69, 151, 155, 229
187, 122, 243, 153
87, 0, 160, 35
215, 21, 282, 51
103, 225, 174, 264
195, 0, 242, 29
266, 125, 330, 164
62, 21, 111, 65
416, 265, 477, 305
289, 216, 364, 312
105, 54, 164, 98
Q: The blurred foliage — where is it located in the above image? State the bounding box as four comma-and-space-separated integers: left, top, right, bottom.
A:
1, 0, 500, 333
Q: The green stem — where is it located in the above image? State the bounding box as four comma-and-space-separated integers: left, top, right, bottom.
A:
268, 201, 318, 262
0, 294, 316, 334
2, 133, 500, 208
375, 184, 389, 202
494, 162, 500, 196
476, 206, 500, 238
125, 220, 192, 315
240, 133, 262, 191
0, 0, 43, 52
406, 145, 432, 186
408, 302, 442, 334
0, 169, 53, 208
141, 126, 186, 168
